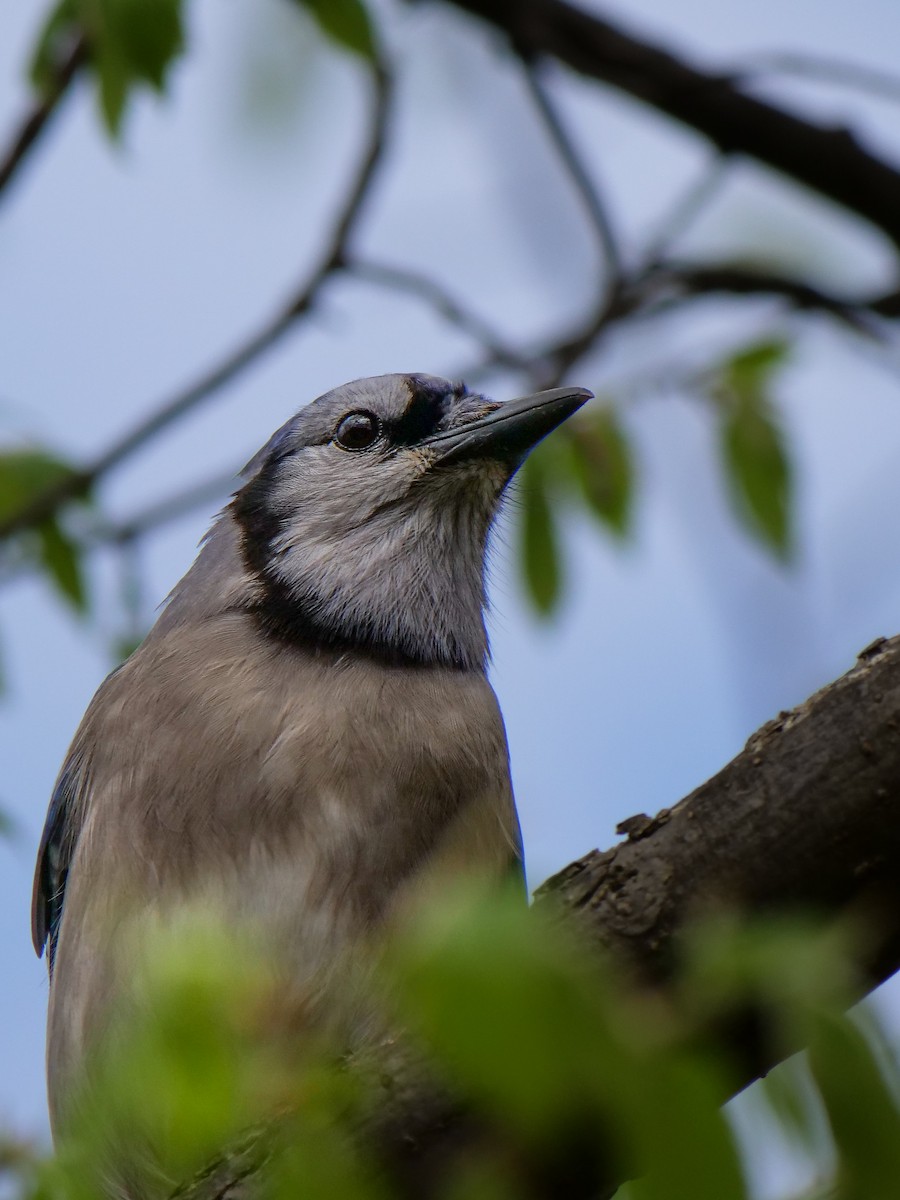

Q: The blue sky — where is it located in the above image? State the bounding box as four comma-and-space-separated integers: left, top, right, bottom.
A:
3, 1, 900, 1193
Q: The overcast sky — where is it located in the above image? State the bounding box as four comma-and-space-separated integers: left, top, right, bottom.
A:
3, 1, 900, 1193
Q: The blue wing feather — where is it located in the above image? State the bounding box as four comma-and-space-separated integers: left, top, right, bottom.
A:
32, 755, 85, 970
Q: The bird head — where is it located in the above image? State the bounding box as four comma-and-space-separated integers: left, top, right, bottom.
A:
229, 374, 591, 670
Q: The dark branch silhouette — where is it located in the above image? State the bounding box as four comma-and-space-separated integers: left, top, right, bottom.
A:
0, 32, 87, 200
5, 4, 900, 555
444, 0, 900, 252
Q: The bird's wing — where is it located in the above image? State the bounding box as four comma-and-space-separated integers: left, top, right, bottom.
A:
32, 750, 91, 970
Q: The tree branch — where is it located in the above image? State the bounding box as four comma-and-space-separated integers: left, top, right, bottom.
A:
522, 63, 623, 284
641, 261, 891, 334
735, 52, 900, 106
175, 633, 900, 1198
345, 257, 528, 369
443, 0, 900, 253
0, 32, 87, 200
0, 61, 393, 544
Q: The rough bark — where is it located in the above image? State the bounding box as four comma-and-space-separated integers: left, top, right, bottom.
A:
175, 633, 900, 1198
443, 0, 900, 253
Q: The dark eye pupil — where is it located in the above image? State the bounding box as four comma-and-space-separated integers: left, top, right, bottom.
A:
335, 411, 379, 450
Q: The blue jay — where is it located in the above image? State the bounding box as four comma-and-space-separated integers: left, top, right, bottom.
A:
32, 373, 590, 1148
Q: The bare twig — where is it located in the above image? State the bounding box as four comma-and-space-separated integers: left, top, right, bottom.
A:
643, 262, 890, 336
641, 155, 731, 265
0, 32, 87, 199
523, 63, 623, 284
737, 52, 900, 105
453, 254, 898, 396
345, 258, 528, 369
99, 468, 238, 546
0, 468, 238, 592
0, 62, 393, 544
446, 0, 900, 252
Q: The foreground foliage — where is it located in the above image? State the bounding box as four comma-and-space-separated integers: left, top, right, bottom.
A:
4, 889, 898, 1199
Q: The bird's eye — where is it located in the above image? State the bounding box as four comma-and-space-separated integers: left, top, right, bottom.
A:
334, 411, 381, 451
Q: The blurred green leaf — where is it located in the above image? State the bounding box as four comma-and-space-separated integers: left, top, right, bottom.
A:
519, 451, 562, 616
0, 448, 81, 517
94, 0, 184, 134
628, 1057, 747, 1200
291, 0, 376, 61
113, 634, 144, 663
389, 885, 748, 1196
102, 0, 183, 90
28, 0, 185, 135
37, 519, 87, 612
727, 338, 791, 385
808, 1012, 900, 1200
94, 38, 130, 135
20, 881, 897, 1200
0, 808, 17, 840
711, 337, 793, 559
28, 0, 78, 95
0, 448, 90, 613
389, 886, 612, 1141
758, 1057, 829, 1158
270, 1118, 386, 1200
567, 406, 635, 537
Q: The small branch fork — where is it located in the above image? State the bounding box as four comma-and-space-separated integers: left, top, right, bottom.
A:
522, 62, 622, 289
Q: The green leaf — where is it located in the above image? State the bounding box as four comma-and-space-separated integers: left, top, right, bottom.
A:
94, 39, 130, 135
292, 0, 376, 60
101, 0, 184, 90
0, 447, 90, 612
28, 0, 78, 96
32, 0, 186, 136
388, 888, 622, 1143
0, 448, 83, 519
567, 406, 635, 537
390, 888, 748, 1196
113, 634, 144, 663
518, 451, 562, 616
727, 337, 791, 386
808, 1012, 900, 1200
720, 391, 792, 558
759, 1057, 829, 1157
712, 338, 793, 559
627, 1057, 747, 1200
37, 518, 88, 612
94, 0, 185, 134
0, 808, 17, 841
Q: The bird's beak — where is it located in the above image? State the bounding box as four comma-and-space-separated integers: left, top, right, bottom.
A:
423, 386, 593, 466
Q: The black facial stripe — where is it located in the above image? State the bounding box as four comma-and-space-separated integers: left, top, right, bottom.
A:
231, 461, 285, 578
389, 384, 449, 447
231, 465, 473, 670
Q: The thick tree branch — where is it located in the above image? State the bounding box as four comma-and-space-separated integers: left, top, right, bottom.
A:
541, 633, 900, 1002
443, 0, 900, 253
176, 633, 900, 1198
